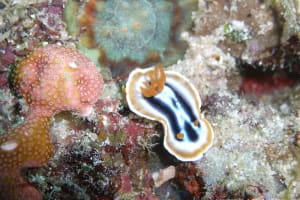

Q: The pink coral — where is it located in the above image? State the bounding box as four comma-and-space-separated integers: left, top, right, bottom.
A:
12, 44, 103, 116
0, 44, 103, 200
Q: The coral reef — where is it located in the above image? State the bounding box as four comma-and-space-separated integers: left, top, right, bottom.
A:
27, 104, 161, 199
0, 0, 72, 147
0, 116, 51, 200
10, 44, 103, 116
195, 0, 300, 96
175, 162, 205, 199
1, 0, 300, 199
268, 0, 300, 39
64, 0, 198, 77
0, 0, 74, 94
0, 44, 103, 199
152, 165, 175, 188
0, 0, 69, 49
94, 0, 172, 64
176, 1, 299, 198
195, 0, 280, 61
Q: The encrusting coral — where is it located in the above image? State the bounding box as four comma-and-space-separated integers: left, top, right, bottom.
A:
93, 0, 172, 65
0, 116, 52, 200
64, 0, 198, 77
0, 44, 103, 200
10, 44, 103, 116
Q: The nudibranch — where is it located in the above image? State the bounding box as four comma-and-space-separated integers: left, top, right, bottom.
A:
126, 65, 214, 161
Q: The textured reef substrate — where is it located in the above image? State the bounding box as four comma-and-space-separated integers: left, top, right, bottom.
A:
0, 0, 300, 199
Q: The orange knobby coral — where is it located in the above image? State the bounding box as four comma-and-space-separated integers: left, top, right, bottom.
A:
11, 44, 103, 116
0, 116, 52, 200
0, 44, 104, 199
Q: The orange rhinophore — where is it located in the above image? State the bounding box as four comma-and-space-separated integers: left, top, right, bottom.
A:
140, 65, 166, 98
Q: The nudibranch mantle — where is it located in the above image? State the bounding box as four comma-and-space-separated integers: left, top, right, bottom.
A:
126, 65, 214, 161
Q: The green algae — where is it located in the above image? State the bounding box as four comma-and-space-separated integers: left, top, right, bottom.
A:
223, 21, 251, 43
64, 0, 198, 77
94, 0, 172, 63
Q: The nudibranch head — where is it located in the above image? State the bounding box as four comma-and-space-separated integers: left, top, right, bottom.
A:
126, 65, 214, 161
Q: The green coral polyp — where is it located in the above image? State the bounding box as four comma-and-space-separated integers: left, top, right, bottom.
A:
224, 21, 251, 43
64, 0, 197, 76
94, 0, 172, 63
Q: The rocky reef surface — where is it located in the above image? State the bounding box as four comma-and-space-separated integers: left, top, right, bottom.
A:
0, 0, 299, 199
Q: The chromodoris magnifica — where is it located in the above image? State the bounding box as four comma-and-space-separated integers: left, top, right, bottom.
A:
126, 65, 214, 161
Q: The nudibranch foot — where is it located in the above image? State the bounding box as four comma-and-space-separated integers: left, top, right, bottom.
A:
126, 65, 214, 161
